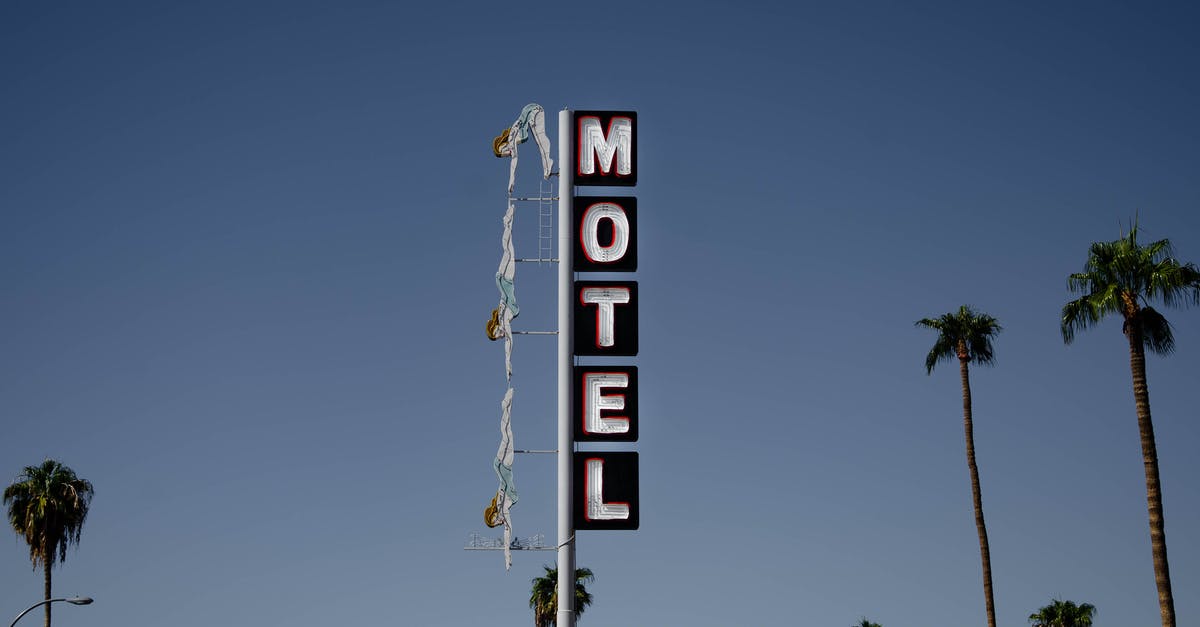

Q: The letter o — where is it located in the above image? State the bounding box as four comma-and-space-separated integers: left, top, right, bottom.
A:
580, 202, 629, 263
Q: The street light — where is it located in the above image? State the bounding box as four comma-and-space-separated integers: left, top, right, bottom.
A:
9, 597, 94, 627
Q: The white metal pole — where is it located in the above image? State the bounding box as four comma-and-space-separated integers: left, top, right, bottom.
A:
556, 108, 576, 627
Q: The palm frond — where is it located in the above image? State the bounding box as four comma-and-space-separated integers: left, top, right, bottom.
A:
1149, 258, 1200, 308
3, 459, 93, 569
923, 333, 956, 375
1028, 597, 1097, 627
916, 306, 1001, 373
1061, 295, 1102, 344
966, 311, 1001, 366
1063, 221, 1199, 349
916, 317, 954, 374
1137, 306, 1176, 355
529, 565, 594, 625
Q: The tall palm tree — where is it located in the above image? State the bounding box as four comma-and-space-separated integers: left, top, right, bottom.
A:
1061, 223, 1200, 627
1029, 598, 1097, 627
916, 305, 1002, 627
529, 565, 594, 627
854, 618, 883, 627
4, 459, 95, 627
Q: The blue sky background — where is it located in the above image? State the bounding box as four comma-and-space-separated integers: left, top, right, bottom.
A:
3, 2, 1199, 626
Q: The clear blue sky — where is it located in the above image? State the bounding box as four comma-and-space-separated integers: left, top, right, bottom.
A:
3, 2, 1199, 626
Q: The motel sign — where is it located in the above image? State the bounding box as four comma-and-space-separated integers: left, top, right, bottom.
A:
570, 111, 639, 531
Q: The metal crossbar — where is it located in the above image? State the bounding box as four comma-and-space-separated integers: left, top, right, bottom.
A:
464, 533, 553, 551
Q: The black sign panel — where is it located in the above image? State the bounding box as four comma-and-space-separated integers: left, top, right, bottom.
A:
574, 111, 637, 187
573, 281, 638, 356
573, 452, 639, 530
573, 196, 637, 272
573, 366, 638, 442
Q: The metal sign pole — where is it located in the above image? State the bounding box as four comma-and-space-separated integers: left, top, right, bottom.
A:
556, 108, 576, 627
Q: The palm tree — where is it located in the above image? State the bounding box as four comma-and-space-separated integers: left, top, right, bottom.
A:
4, 459, 95, 627
854, 619, 883, 627
529, 565, 594, 627
1061, 222, 1200, 627
916, 305, 1002, 627
1029, 598, 1097, 627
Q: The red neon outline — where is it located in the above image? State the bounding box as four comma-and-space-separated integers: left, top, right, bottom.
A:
579, 285, 631, 349
579, 202, 628, 264
576, 115, 634, 179
580, 370, 630, 435
582, 457, 631, 522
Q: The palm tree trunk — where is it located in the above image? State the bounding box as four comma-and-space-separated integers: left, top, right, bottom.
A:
1127, 330, 1176, 627
43, 560, 52, 627
960, 358, 996, 627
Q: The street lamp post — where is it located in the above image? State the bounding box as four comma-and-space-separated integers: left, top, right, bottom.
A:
9, 597, 93, 627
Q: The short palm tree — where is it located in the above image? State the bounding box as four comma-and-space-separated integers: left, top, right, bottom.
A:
529, 565, 594, 627
1029, 598, 1096, 627
916, 305, 1002, 627
4, 459, 95, 627
1061, 222, 1200, 627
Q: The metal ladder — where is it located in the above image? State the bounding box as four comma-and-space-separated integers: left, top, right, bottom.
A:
537, 177, 554, 264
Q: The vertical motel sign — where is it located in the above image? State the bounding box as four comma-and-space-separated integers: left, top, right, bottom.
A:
571, 111, 639, 531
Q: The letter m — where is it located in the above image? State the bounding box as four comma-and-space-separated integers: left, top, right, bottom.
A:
577, 115, 633, 178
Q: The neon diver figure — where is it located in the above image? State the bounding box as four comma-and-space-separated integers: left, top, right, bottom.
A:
493, 103, 554, 193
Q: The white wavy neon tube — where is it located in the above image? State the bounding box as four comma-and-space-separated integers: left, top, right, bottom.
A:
578, 116, 632, 176
580, 202, 630, 263
495, 202, 517, 381
583, 372, 629, 435
580, 286, 630, 347
585, 458, 629, 521
493, 387, 517, 569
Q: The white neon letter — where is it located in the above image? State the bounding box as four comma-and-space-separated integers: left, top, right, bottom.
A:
580, 286, 630, 347
583, 372, 629, 435
578, 116, 632, 176
585, 458, 630, 521
580, 202, 629, 263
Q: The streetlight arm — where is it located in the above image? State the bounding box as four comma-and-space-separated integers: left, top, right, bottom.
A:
10, 598, 93, 627
9, 599, 56, 627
